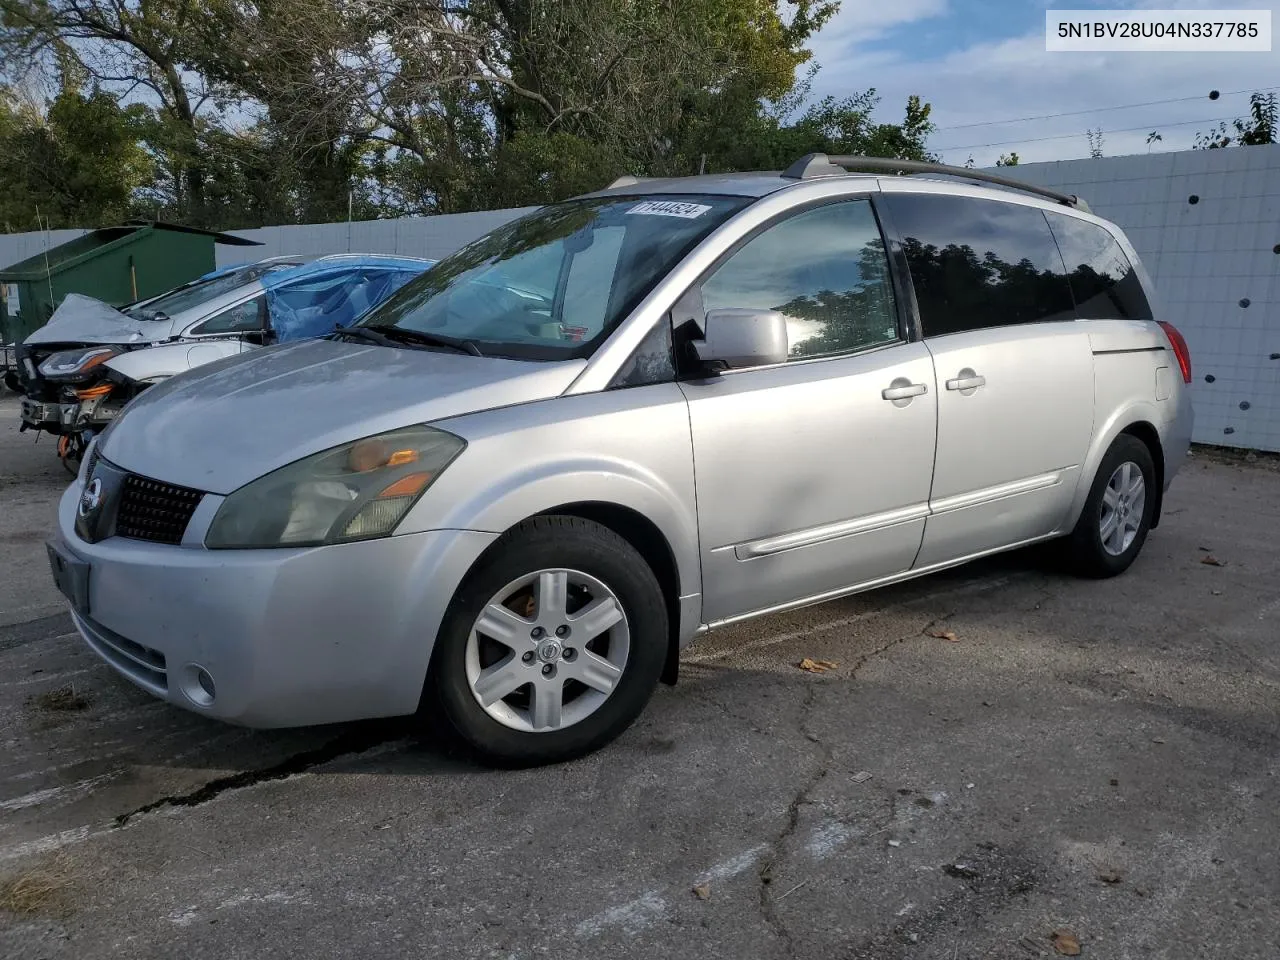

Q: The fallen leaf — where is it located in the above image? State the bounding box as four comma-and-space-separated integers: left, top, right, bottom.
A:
692, 883, 710, 900
798, 658, 839, 673
928, 629, 960, 642
1097, 869, 1125, 884
1151, 737, 1165, 744
1200, 554, 1224, 567
1051, 929, 1082, 955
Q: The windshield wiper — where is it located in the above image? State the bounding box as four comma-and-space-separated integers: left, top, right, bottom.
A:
365, 326, 484, 357
331, 325, 400, 348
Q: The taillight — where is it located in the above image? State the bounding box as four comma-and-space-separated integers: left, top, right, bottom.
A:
1157, 321, 1192, 383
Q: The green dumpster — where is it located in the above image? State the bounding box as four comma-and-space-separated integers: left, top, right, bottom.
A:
0, 220, 261, 348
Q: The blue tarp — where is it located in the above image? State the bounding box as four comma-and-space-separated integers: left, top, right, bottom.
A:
262, 256, 434, 342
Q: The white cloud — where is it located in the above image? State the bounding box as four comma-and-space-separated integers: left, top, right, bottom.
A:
806, 0, 1280, 165
806, 0, 949, 64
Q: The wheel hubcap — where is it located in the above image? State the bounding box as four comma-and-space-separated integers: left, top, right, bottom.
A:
1099, 461, 1146, 556
464, 568, 630, 733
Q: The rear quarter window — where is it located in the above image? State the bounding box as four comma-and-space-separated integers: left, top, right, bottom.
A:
882, 193, 1077, 337
1044, 212, 1152, 320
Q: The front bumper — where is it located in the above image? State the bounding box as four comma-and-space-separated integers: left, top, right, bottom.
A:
20, 396, 75, 431
54, 480, 497, 727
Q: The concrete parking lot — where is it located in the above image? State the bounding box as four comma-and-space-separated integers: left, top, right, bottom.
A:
1, 391, 1277, 959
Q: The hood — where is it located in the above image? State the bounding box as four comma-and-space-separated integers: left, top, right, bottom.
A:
100, 338, 585, 494
23, 293, 179, 346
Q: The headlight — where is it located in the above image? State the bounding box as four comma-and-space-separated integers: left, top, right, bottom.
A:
38, 347, 119, 381
206, 425, 466, 549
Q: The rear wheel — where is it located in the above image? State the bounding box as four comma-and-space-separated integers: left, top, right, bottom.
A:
1065, 434, 1156, 578
426, 516, 667, 767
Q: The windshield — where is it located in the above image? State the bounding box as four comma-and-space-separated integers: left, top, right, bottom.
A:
356, 194, 750, 359
124, 262, 296, 320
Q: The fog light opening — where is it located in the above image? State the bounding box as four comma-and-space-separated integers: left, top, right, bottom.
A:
181, 663, 216, 707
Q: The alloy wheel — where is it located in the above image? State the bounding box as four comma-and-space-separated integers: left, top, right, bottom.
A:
464, 568, 630, 733
1099, 460, 1146, 556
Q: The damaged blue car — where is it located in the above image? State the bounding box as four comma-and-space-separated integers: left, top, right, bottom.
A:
14, 253, 434, 471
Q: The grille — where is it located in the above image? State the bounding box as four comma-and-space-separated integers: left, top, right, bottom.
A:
116, 474, 204, 545
83, 441, 101, 482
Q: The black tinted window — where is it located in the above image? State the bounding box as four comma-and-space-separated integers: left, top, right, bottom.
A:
701, 199, 898, 360
1045, 213, 1152, 320
884, 194, 1075, 337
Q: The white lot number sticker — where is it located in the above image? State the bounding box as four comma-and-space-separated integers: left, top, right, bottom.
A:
626, 200, 712, 219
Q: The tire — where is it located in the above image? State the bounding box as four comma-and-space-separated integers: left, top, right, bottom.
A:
1064, 433, 1156, 578
425, 515, 668, 767
58, 434, 85, 477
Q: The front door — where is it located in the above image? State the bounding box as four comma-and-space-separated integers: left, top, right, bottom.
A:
679, 197, 939, 624
879, 191, 1095, 569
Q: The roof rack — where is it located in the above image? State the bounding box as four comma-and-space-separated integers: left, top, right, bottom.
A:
781, 154, 1090, 213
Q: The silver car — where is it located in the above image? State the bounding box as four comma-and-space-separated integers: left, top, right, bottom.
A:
48, 156, 1194, 765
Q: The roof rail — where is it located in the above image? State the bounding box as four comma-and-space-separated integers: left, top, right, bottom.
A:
781, 153, 1090, 213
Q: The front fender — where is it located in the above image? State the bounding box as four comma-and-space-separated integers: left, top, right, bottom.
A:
399, 387, 701, 603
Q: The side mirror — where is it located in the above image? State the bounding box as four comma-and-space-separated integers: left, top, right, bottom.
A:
693, 308, 789, 370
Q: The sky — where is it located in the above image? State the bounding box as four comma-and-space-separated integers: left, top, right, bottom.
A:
805, 0, 1279, 165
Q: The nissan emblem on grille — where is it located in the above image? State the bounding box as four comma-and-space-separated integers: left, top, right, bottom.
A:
78, 477, 103, 518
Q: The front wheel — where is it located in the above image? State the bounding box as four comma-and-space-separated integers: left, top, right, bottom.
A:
426, 516, 668, 767
1064, 434, 1156, 578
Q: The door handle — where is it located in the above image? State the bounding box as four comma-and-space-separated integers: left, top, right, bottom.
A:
945, 374, 986, 391
882, 382, 928, 401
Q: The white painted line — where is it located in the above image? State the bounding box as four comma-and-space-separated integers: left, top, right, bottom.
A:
0, 825, 101, 863
0, 774, 115, 813
575, 890, 668, 938
10, 667, 94, 688
694, 843, 770, 885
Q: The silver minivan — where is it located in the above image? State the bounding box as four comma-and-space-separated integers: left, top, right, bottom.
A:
49, 156, 1194, 765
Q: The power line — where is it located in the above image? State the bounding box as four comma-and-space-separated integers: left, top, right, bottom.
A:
933, 85, 1280, 132
937, 114, 1244, 153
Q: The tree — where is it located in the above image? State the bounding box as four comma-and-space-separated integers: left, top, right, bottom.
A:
0, 71, 151, 231
1, 0, 941, 228
1194, 92, 1278, 149
0, 0, 249, 224
995, 152, 1019, 167
1085, 127, 1104, 158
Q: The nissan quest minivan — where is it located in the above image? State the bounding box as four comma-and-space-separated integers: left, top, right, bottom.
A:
48, 155, 1194, 765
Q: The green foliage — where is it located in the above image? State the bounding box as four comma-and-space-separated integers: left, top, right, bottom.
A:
0, 0, 939, 231
995, 152, 1019, 167
1195, 92, 1278, 149
1085, 127, 1104, 159
0, 79, 151, 231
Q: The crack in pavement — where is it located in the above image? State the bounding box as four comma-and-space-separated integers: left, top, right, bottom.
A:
756, 682, 833, 956
846, 613, 956, 679
113, 723, 405, 827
